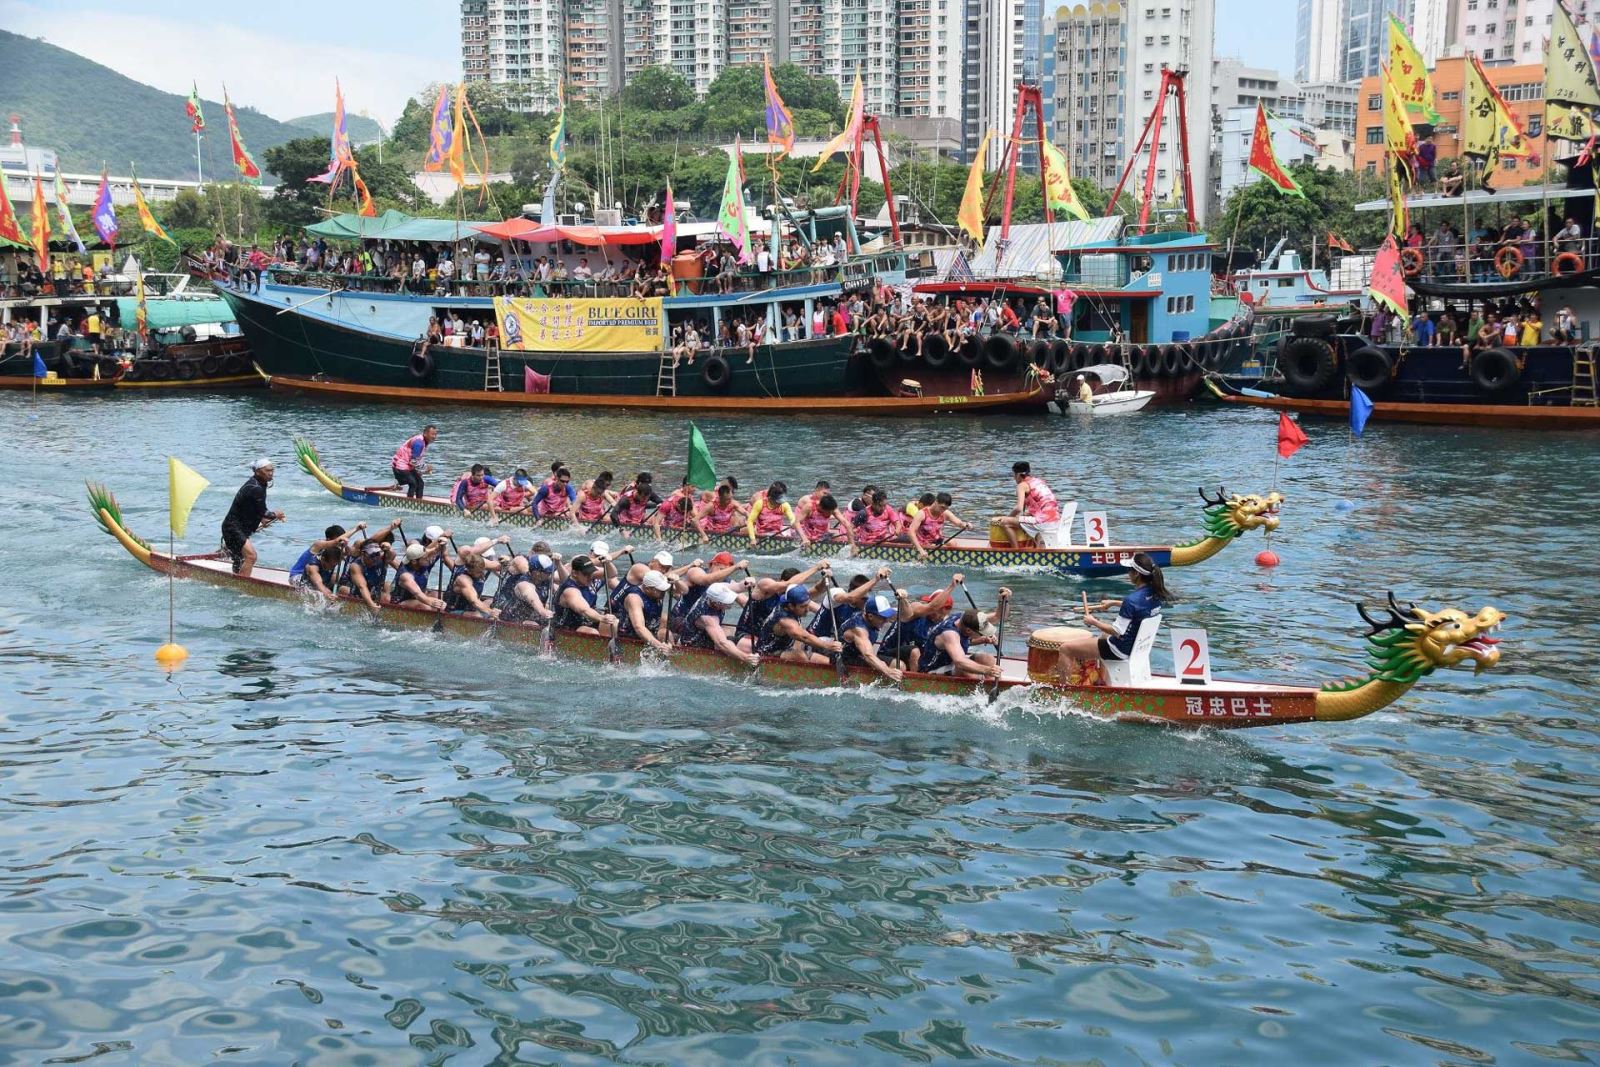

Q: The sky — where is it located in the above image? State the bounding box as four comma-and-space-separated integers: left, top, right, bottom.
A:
2, 0, 1297, 128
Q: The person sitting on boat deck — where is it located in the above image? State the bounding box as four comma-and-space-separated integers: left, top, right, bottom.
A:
993, 461, 1062, 549
753, 584, 843, 665
997, 300, 1022, 335
453, 464, 500, 516
289, 523, 364, 595
852, 490, 906, 546
735, 561, 830, 650
391, 534, 451, 611
696, 483, 748, 537
1074, 375, 1095, 405
796, 491, 853, 545
908, 493, 972, 559
222, 458, 285, 578
746, 481, 795, 544
653, 477, 706, 539
679, 581, 761, 666
608, 473, 661, 527
574, 472, 616, 523
1413, 312, 1436, 347
921, 590, 1010, 681
1051, 551, 1171, 686
344, 539, 395, 613
532, 466, 578, 518
491, 554, 555, 625
876, 576, 961, 671
614, 567, 674, 654
1554, 305, 1579, 344
552, 554, 620, 636
835, 593, 906, 683
810, 568, 892, 639
443, 545, 501, 618
491, 468, 537, 519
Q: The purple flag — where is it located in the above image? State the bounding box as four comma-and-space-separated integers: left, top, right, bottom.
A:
91, 168, 118, 249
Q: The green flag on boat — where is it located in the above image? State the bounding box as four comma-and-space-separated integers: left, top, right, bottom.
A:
687, 423, 716, 490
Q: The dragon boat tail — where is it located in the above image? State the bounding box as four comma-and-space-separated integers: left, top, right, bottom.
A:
292, 438, 1282, 578
89, 484, 1503, 727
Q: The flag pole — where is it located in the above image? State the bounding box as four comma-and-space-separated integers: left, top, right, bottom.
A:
195, 129, 203, 186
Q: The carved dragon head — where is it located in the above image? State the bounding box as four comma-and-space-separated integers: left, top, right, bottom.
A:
1356, 592, 1506, 680
1198, 486, 1283, 540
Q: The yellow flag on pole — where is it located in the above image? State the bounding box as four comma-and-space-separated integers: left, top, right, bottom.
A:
168, 458, 209, 537
957, 129, 993, 243
1545, 0, 1600, 142
1041, 140, 1091, 222
811, 72, 864, 172
132, 171, 176, 245
1386, 15, 1440, 123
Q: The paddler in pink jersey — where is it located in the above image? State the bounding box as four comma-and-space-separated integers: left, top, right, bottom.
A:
653, 477, 706, 539
993, 461, 1061, 548
851, 490, 906, 546
391, 424, 438, 499
695, 483, 747, 538
531, 466, 577, 518
794, 491, 853, 546
745, 481, 796, 544
907, 491, 973, 558
490, 468, 536, 520
574, 472, 615, 523
607, 472, 661, 528
452, 464, 499, 516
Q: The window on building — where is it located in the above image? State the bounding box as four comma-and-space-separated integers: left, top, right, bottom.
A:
1442, 90, 1460, 100
1466, 0, 1477, 7
1143, 35, 1154, 44
1368, 93, 1381, 110
1484, 47, 1495, 58
1365, 126, 1383, 144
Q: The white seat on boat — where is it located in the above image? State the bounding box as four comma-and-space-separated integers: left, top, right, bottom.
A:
1038, 501, 1076, 549
1100, 614, 1161, 686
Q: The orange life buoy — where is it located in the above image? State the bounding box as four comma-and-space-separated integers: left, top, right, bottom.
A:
1494, 245, 1525, 279
1554, 251, 1585, 276
1399, 247, 1424, 278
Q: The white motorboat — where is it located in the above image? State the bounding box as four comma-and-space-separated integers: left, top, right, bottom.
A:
1052, 363, 1156, 416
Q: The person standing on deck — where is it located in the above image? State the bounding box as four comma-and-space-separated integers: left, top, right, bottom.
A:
392, 425, 439, 499
221, 459, 284, 578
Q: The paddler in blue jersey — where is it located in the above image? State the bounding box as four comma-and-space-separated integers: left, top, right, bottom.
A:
289, 522, 366, 596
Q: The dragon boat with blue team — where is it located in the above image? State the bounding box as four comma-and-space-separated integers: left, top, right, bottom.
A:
88, 482, 1503, 729
293, 438, 1282, 578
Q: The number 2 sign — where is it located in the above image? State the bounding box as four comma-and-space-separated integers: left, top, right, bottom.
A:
1170, 627, 1212, 685
1082, 511, 1109, 546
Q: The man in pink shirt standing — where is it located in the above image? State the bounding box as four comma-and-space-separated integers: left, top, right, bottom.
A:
392, 424, 439, 499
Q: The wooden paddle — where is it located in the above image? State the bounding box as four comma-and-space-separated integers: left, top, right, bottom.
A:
820, 580, 846, 684
988, 591, 1010, 705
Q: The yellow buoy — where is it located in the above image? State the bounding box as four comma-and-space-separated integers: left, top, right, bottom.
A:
154, 642, 189, 667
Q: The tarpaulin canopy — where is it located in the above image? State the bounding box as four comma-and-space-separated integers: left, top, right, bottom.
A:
116, 296, 234, 331
303, 210, 411, 239
304, 211, 496, 243
473, 218, 664, 246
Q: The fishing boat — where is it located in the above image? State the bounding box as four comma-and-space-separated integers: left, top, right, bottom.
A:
293, 438, 1283, 577
87, 484, 1505, 727
1047, 363, 1156, 416
1228, 239, 1363, 312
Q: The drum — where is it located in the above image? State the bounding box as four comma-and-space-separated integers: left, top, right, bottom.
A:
1026, 626, 1075, 683
989, 519, 1035, 549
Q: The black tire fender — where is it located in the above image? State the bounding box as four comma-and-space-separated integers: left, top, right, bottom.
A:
1471, 347, 1521, 393
867, 337, 896, 370
983, 334, 1017, 370
701, 352, 734, 392
1280, 337, 1338, 394
1344, 346, 1392, 391
922, 333, 952, 368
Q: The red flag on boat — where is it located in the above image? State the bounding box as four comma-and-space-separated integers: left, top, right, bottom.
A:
524, 366, 550, 394
1327, 231, 1355, 254
1276, 412, 1309, 458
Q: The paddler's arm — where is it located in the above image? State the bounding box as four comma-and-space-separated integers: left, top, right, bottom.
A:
351, 567, 382, 613
847, 627, 903, 683
941, 632, 1001, 680
793, 618, 842, 655
745, 498, 765, 542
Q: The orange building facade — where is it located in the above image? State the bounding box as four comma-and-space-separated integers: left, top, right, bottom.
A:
1353, 56, 1549, 179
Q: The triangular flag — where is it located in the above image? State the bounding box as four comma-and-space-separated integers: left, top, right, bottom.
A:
91, 168, 118, 249
957, 129, 993, 243
763, 56, 796, 158
687, 423, 716, 490
168, 457, 210, 537
1276, 412, 1309, 458
1545, 0, 1600, 142
1328, 231, 1356, 254
185, 82, 206, 133
1041, 139, 1090, 222
1463, 53, 1530, 184
811, 71, 863, 172
716, 137, 752, 264
224, 86, 262, 182
1350, 386, 1374, 436
131, 171, 177, 245
1387, 15, 1441, 123
423, 84, 453, 172
32, 352, 47, 378
548, 81, 566, 171
0, 166, 23, 246
29, 174, 49, 273
54, 173, 85, 254
1367, 234, 1411, 325
1247, 104, 1306, 198
661, 181, 677, 261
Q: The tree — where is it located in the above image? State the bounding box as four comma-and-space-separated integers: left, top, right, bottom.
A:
771, 63, 844, 124
621, 66, 696, 112
702, 65, 767, 139
390, 90, 438, 151
1211, 164, 1388, 259
260, 136, 423, 229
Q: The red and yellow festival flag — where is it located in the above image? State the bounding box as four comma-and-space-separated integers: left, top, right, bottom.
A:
0, 169, 24, 246
185, 82, 206, 134
1041, 139, 1091, 222
1368, 234, 1411, 325
351, 164, 376, 217
957, 129, 993, 243
224, 86, 262, 181
1545, 0, 1600, 143
1386, 15, 1441, 124
1464, 53, 1530, 184
811, 71, 863, 172
131, 171, 177, 245
30, 174, 49, 272
1381, 63, 1418, 174
447, 81, 468, 185
1247, 103, 1306, 198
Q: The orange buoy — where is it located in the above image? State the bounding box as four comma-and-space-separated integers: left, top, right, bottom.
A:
1255, 549, 1280, 567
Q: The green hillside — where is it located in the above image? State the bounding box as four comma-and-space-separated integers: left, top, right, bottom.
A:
0, 29, 305, 180
288, 112, 386, 147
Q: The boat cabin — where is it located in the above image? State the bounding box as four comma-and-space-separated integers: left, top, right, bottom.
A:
1053, 231, 1216, 344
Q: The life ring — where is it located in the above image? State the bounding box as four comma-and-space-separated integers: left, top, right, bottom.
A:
1399, 248, 1424, 278
1471, 347, 1521, 393
922, 333, 952, 368
1280, 337, 1338, 394
1161, 345, 1185, 376
1494, 245, 1524, 279
222, 353, 248, 376
983, 334, 1017, 370
1344, 345, 1392, 391
701, 353, 734, 392
957, 336, 984, 367
1048, 339, 1071, 373
407, 347, 435, 380
1554, 251, 1585, 276
174, 359, 199, 381
199, 355, 221, 376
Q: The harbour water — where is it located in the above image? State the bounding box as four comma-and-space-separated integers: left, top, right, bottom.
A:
2, 393, 1597, 1065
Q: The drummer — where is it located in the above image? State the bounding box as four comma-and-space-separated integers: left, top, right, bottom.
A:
1051, 551, 1172, 686
992, 461, 1061, 549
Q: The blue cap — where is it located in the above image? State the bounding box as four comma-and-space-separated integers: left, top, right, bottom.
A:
515, 475, 532, 487
867, 594, 895, 617
784, 585, 811, 606
534, 553, 555, 571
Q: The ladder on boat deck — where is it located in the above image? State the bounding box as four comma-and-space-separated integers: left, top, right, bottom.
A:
1574, 346, 1598, 407
483, 342, 503, 392
655, 349, 677, 397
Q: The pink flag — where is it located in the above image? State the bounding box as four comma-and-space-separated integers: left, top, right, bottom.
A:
524, 366, 550, 394
661, 182, 676, 261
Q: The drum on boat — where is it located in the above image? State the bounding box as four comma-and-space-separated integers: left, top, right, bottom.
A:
989, 519, 1036, 549
1026, 626, 1075, 683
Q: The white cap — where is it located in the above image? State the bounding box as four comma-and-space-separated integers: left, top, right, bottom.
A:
827, 587, 848, 603
251, 457, 274, 471
590, 540, 610, 557
976, 610, 1000, 640
472, 536, 493, 551
404, 543, 426, 561
480, 546, 498, 560
867, 594, 895, 617
424, 525, 444, 541
534, 553, 554, 571
652, 550, 673, 567
642, 570, 670, 591
363, 541, 384, 554
707, 582, 738, 606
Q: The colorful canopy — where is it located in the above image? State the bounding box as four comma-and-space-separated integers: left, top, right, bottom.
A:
472, 218, 663, 246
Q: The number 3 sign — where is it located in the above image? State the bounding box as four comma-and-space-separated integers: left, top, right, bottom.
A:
1170, 627, 1212, 685
1082, 511, 1109, 546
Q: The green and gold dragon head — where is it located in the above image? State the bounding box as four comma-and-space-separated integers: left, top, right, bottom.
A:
1316, 593, 1506, 720
1169, 486, 1283, 566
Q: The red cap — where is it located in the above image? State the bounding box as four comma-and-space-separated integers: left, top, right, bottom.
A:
710, 551, 735, 567
921, 590, 954, 608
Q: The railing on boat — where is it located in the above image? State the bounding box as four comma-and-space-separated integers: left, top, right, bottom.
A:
1347, 234, 1600, 284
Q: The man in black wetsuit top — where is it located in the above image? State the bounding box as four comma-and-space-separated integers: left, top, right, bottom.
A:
221, 458, 284, 577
